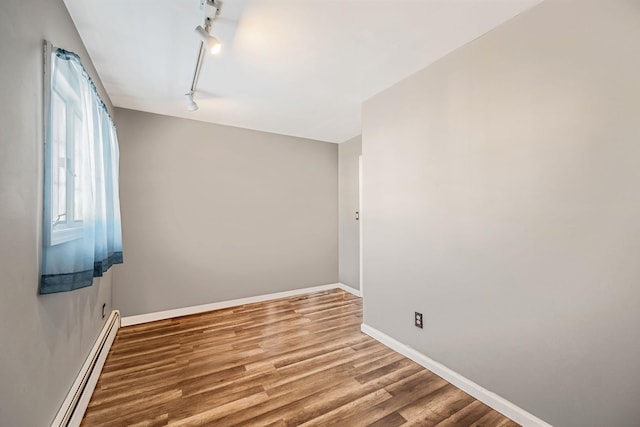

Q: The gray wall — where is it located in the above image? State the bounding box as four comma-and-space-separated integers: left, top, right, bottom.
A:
339, 135, 362, 290
113, 108, 338, 317
0, 1, 114, 425
362, 1, 640, 426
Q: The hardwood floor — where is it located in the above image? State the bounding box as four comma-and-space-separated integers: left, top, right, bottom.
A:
82, 289, 520, 427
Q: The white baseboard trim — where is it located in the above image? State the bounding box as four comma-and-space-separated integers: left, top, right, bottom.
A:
121, 283, 361, 327
51, 310, 120, 427
360, 324, 553, 427
336, 282, 362, 297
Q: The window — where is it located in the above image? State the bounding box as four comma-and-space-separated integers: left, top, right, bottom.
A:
40, 42, 123, 294
46, 66, 84, 245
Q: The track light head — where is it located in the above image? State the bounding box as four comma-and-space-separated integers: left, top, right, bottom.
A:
185, 92, 198, 112
195, 25, 222, 55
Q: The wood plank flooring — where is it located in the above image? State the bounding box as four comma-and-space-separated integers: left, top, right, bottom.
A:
82, 289, 520, 427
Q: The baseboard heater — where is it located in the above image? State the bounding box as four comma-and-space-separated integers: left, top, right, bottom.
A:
51, 310, 120, 427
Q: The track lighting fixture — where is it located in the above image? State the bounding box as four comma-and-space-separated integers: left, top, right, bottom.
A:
185, 91, 198, 111
195, 25, 222, 55
184, 0, 222, 112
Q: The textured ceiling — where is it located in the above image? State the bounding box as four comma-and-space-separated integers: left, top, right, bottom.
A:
64, 0, 541, 143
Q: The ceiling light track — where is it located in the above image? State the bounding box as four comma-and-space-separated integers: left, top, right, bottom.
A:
185, 0, 222, 112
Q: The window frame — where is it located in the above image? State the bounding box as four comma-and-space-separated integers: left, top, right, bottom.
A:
43, 42, 84, 247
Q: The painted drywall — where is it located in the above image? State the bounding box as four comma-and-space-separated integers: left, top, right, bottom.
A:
0, 1, 114, 425
338, 135, 362, 289
362, 1, 640, 426
113, 108, 338, 317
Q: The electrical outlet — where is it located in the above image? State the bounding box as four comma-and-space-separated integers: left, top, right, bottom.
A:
102, 303, 106, 319
415, 312, 423, 329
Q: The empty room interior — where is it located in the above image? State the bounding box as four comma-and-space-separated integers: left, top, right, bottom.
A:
1, 0, 640, 426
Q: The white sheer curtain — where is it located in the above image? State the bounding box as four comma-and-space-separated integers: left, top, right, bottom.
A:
40, 46, 123, 294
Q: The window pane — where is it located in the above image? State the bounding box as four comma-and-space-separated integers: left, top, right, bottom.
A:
52, 92, 67, 226
73, 114, 83, 221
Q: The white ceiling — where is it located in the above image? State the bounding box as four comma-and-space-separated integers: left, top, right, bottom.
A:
63, 0, 540, 143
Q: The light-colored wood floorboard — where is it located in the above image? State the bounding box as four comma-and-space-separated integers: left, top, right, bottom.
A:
82, 289, 520, 426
